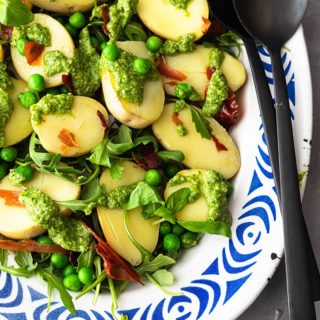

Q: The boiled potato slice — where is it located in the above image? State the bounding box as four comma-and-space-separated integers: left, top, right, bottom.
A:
136, 0, 209, 41
4, 78, 33, 147
28, 0, 94, 13
152, 103, 240, 179
0, 45, 4, 62
0, 169, 81, 239
164, 169, 208, 222
32, 95, 108, 157
97, 161, 159, 266
162, 45, 246, 99
10, 13, 75, 88
101, 41, 165, 129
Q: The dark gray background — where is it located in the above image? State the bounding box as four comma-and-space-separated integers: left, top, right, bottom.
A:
238, 0, 320, 319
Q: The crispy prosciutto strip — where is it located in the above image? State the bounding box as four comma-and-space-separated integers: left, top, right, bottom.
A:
97, 110, 108, 128
83, 222, 143, 284
211, 134, 228, 151
0, 25, 13, 41
202, 17, 212, 34
0, 190, 24, 207
157, 55, 187, 81
0, 239, 69, 254
100, 5, 110, 35
62, 74, 75, 94
132, 143, 162, 170
58, 128, 79, 148
24, 41, 44, 65
172, 111, 183, 126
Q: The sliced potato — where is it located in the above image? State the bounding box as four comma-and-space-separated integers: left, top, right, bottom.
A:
97, 161, 159, 266
136, 0, 209, 41
11, 13, 75, 88
164, 169, 208, 222
162, 45, 246, 99
28, 0, 94, 13
152, 103, 240, 179
32, 95, 108, 157
101, 41, 165, 129
4, 78, 33, 147
0, 169, 81, 239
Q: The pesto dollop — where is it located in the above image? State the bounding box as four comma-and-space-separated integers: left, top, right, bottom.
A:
44, 50, 72, 77
19, 188, 92, 252
30, 93, 73, 125
169, 0, 192, 10
107, 0, 139, 42
0, 62, 13, 91
11, 23, 51, 47
0, 88, 13, 147
159, 33, 196, 56
101, 50, 159, 105
209, 47, 225, 68
70, 28, 101, 97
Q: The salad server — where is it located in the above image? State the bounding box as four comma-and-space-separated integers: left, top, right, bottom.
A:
233, 0, 317, 318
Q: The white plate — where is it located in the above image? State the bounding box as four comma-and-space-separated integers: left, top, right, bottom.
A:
0, 26, 312, 320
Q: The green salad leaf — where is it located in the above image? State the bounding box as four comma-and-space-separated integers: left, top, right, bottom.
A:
0, 0, 34, 26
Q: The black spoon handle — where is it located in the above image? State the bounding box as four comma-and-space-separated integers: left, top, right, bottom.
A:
244, 39, 320, 302
269, 47, 316, 319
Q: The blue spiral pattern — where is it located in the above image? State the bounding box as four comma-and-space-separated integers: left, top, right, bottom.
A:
0, 49, 294, 319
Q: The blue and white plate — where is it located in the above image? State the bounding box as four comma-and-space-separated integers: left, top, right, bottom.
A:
0, 26, 312, 320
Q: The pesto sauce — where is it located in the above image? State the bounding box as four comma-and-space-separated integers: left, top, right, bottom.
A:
202, 48, 228, 117
8, 168, 25, 186
19, 188, 92, 252
0, 88, 13, 147
101, 50, 159, 105
107, 0, 139, 42
167, 170, 232, 224
44, 50, 72, 77
30, 93, 73, 125
70, 28, 101, 97
159, 33, 196, 56
11, 23, 51, 47
0, 62, 13, 91
169, 0, 192, 10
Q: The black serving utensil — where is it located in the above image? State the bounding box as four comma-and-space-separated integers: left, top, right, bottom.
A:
208, 0, 320, 304
232, 0, 317, 318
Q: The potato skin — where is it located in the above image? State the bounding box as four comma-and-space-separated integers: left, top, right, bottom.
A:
29, 0, 94, 13
152, 103, 240, 179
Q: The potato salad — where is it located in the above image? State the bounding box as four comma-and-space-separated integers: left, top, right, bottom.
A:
0, 0, 246, 317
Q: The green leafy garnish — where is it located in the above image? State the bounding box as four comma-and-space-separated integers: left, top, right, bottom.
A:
0, 0, 34, 26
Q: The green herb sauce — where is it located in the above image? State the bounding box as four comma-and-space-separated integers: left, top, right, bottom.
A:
0, 88, 13, 147
169, 0, 192, 10
44, 50, 72, 77
176, 124, 188, 136
202, 48, 228, 117
8, 168, 25, 186
0, 62, 13, 91
11, 23, 51, 47
160, 33, 196, 56
101, 50, 159, 105
107, 0, 139, 42
30, 93, 73, 125
19, 188, 92, 252
70, 28, 101, 97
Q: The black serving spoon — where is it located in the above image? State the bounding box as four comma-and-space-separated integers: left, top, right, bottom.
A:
232, 0, 317, 318
208, 0, 320, 305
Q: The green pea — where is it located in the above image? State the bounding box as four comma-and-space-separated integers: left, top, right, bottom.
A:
63, 274, 82, 291
159, 221, 172, 236
69, 12, 86, 29
146, 36, 162, 52
18, 91, 38, 108
62, 264, 76, 278
15, 164, 34, 182
172, 224, 184, 236
180, 231, 198, 249
100, 41, 108, 52
175, 83, 192, 100
16, 38, 29, 56
90, 36, 99, 46
78, 267, 94, 284
145, 169, 162, 186
50, 253, 69, 269
27, 74, 45, 92
164, 163, 180, 178
102, 43, 121, 61
0, 147, 17, 162
0, 163, 7, 180
65, 23, 78, 38
163, 233, 181, 252
37, 235, 53, 245
133, 57, 151, 75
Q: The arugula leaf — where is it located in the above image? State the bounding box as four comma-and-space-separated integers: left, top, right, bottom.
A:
0, 265, 34, 277
109, 162, 124, 180
14, 251, 37, 271
189, 105, 212, 140
0, 248, 8, 265
157, 150, 184, 162
136, 254, 175, 274
151, 269, 174, 286
178, 220, 232, 237
0, 0, 34, 26
37, 267, 76, 315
